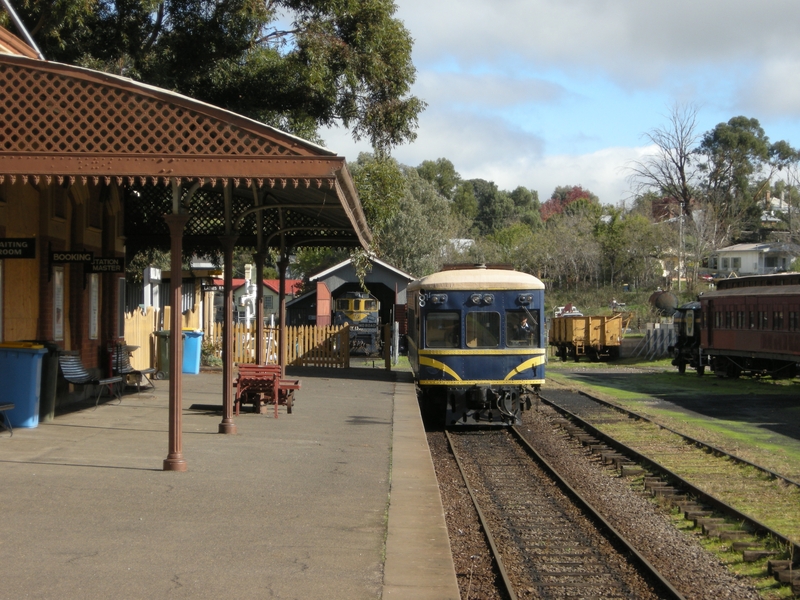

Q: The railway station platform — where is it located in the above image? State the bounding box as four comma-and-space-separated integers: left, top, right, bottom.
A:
0, 367, 460, 599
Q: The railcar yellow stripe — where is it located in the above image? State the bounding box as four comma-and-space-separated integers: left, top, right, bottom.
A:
504, 355, 547, 380
419, 379, 545, 386
418, 356, 462, 381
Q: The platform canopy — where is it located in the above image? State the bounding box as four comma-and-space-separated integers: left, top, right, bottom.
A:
0, 37, 372, 255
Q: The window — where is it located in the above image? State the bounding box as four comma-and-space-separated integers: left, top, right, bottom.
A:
725, 311, 732, 329
506, 311, 539, 347
721, 258, 729, 269
789, 311, 798, 331
336, 298, 350, 311
714, 311, 721, 328
426, 312, 460, 348
773, 311, 784, 330
53, 266, 64, 341
117, 278, 125, 338
732, 257, 741, 269
759, 311, 769, 329
749, 311, 755, 329
765, 257, 778, 268
466, 312, 500, 348
264, 295, 274, 310
737, 311, 745, 329
89, 274, 99, 339
364, 299, 377, 310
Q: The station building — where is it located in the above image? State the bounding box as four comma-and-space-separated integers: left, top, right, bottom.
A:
0, 25, 370, 469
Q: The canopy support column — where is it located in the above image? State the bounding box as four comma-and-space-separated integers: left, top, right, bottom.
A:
219, 234, 238, 434
163, 212, 191, 472
253, 251, 265, 365
278, 257, 289, 376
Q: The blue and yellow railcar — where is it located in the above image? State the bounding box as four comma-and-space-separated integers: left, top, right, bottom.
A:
407, 265, 545, 426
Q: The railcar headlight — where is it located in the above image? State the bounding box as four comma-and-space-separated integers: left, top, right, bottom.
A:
483, 294, 494, 304
431, 294, 448, 304
470, 293, 482, 304
518, 294, 533, 304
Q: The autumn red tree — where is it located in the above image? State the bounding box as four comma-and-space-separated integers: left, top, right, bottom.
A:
540, 185, 598, 221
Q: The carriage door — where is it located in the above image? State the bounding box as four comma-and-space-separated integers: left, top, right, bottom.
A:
706, 300, 714, 347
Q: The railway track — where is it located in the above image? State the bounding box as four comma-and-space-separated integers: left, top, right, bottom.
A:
536, 388, 800, 594
445, 428, 683, 599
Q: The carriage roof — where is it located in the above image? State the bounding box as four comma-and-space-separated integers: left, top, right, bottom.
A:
408, 268, 545, 292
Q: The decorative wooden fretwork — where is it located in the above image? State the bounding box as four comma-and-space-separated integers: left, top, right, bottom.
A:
124, 184, 360, 257
0, 63, 299, 157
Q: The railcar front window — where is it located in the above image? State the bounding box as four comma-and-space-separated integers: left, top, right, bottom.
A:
336, 299, 350, 311
365, 300, 377, 310
506, 311, 539, 347
466, 312, 500, 348
426, 312, 460, 348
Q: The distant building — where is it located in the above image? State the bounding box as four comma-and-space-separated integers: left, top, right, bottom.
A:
709, 243, 800, 276
209, 278, 302, 323
287, 257, 414, 328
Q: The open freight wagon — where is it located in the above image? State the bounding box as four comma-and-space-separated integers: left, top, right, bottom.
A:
549, 313, 629, 362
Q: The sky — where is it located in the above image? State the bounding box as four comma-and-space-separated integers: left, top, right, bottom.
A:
319, 0, 800, 206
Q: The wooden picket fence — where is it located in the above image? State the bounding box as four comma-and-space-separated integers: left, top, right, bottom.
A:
205, 323, 350, 368
122, 305, 202, 371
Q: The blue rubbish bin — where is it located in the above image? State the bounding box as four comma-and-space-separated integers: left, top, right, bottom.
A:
182, 330, 204, 375
0, 342, 48, 428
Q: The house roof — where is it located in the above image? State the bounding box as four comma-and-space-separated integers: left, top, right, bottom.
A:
716, 242, 800, 254
211, 278, 302, 295
309, 256, 415, 282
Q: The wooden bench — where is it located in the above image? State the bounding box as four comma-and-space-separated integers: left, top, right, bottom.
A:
234, 364, 300, 418
59, 351, 124, 406
0, 403, 15, 436
109, 342, 156, 393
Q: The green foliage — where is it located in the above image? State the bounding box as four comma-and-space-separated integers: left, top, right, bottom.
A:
452, 181, 479, 222
14, 0, 424, 152
416, 158, 460, 200
349, 152, 405, 253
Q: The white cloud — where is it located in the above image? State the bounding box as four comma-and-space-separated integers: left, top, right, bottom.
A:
322, 0, 800, 211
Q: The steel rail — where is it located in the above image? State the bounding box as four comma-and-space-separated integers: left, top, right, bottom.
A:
567, 389, 800, 489
540, 392, 800, 558
508, 426, 685, 600
446, 429, 684, 600
444, 430, 518, 600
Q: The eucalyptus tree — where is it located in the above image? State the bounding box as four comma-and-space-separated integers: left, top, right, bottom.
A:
696, 116, 797, 240
416, 158, 460, 200
9, 0, 425, 153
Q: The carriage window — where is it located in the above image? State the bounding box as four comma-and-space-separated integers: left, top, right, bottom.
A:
506, 311, 539, 347
426, 312, 459, 348
364, 300, 377, 310
789, 311, 798, 331
773, 311, 783, 330
466, 312, 500, 348
749, 311, 755, 329
336, 299, 350, 310
737, 311, 745, 329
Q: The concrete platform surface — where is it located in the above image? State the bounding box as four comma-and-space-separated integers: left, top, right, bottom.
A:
0, 367, 459, 599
